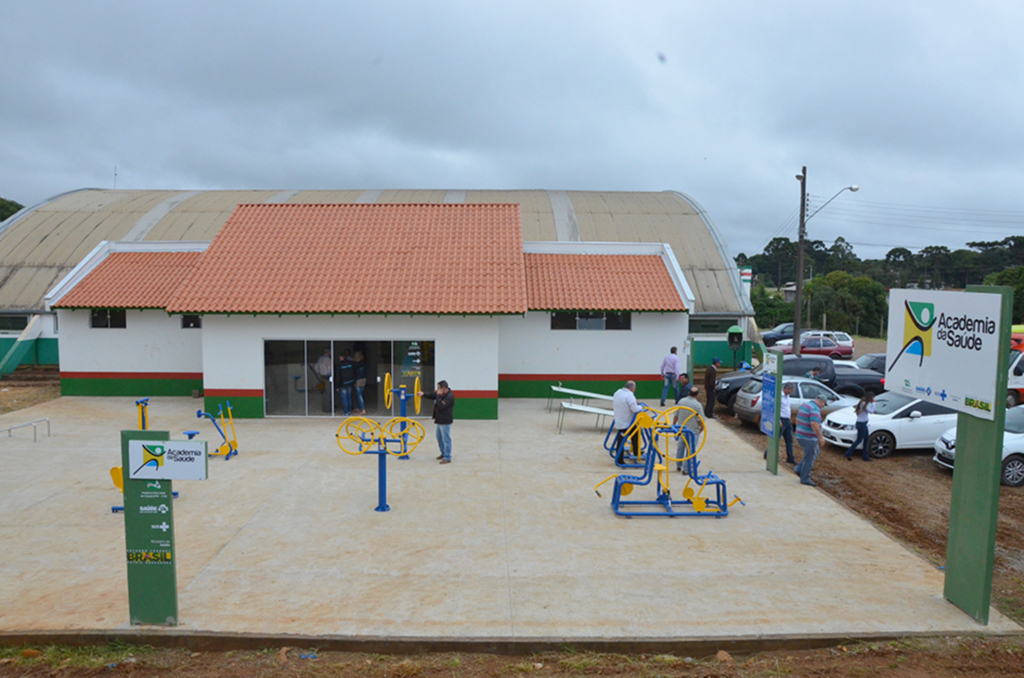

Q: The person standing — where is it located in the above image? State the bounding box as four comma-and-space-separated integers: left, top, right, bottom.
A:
335, 350, 356, 415
612, 380, 644, 465
845, 392, 876, 461
315, 348, 333, 413
764, 381, 796, 464
674, 385, 705, 472
660, 346, 682, 406
418, 380, 455, 464
353, 351, 368, 416
703, 358, 721, 419
676, 373, 690, 401
794, 395, 827, 486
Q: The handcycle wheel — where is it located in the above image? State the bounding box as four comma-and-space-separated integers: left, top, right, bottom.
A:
654, 405, 706, 463
414, 376, 422, 415
336, 417, 383, 455
384, 372, 393, 409
383, 417, 426, 457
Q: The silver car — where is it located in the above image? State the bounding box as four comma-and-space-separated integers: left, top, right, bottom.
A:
734, 376, 858, 427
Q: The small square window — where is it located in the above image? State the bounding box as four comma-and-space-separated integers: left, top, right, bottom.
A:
90, 308, 126, 328
182, 315, 202, 329
576, 311, 605, 330
605, 312, 631, 330
550, 312, 577, 330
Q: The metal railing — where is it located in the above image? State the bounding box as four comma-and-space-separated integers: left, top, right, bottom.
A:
1, 418, 51, 442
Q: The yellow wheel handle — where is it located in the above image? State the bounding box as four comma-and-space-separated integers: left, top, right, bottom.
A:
414, 376, 421, 415
654, 406, 706, 463
384, 372, 393, 409
336, 417, 383, 455
383, 417, 426, 457
620, 483, 634, 496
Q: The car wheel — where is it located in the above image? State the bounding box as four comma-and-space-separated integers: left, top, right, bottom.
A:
830, 353, 841, 360
1002, 455, 1024, 487
727, 392, 738, 415
868, 431, 896, 459
1009, 390, 1021, 408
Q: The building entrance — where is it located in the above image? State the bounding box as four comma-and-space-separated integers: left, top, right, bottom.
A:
263, 339, 434, 417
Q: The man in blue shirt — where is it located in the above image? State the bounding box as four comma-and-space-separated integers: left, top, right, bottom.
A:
794, 395, 826, 486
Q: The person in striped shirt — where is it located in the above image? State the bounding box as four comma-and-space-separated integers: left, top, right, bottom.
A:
794, 395, 827, 486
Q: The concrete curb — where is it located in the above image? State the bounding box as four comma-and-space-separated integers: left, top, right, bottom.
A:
2, 630, 1023, 657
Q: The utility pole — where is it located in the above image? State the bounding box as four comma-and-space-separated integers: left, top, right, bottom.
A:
793, 167, 807, 357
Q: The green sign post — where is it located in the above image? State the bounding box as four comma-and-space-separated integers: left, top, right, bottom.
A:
120, 429, 177, 626
943, 285, 1014, 624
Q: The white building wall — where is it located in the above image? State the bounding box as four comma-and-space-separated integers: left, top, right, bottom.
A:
56, 309, 203, 373
201, 314, 500, 392
498, 311, 689, 376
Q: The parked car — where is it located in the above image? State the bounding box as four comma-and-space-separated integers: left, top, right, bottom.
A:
933, 405, 1024, 487
760, 322, 794, 347
822, 392, 958, 458
714, 355, 836, 412
776, 330, 854, 350
733, 376, 859, 427
779, 336, 854, 359
851, 353, 886, 374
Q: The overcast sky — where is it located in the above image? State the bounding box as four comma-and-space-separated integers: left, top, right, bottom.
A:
4, 1, 1023, 260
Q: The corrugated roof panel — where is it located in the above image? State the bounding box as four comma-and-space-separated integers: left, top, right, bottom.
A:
287, 190, 363, 203
378, 190, 448, 203
145, 212, 202, 241
9, 267, 68, 309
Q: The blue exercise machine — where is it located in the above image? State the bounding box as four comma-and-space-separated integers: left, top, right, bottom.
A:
335, 416, 425, 512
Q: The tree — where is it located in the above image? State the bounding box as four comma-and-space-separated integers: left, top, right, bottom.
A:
984, 266, 1024, 324
825, 237, 858, 273
803, 271, 888, 337
750, 284, 794, 330
0, 197, 23, 222
918, 245, 951, 288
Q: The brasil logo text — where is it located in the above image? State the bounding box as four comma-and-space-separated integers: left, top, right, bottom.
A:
889, 300, 935, 371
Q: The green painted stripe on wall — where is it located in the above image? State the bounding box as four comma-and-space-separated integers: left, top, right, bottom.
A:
455, 397, 498, 420
499, 379, 661, 400
36, 338, 59, 365
203, 395, 265, 419
61, 377, 203, 397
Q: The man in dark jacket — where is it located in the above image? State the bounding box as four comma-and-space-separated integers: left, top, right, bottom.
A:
418, 380, 455, 464
703, 358, 721, 419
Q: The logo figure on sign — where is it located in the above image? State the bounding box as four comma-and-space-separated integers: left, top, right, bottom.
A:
134, 444, 166, 475
890, 300, 935, 371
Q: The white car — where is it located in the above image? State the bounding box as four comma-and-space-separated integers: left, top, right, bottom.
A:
776, 330, 855, 349
821, 392, 958, 458
933, 405, 1024, 487
734, 376, 858, 426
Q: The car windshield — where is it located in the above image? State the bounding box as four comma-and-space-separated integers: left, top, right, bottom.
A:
872, 392, 916, 415
1007, 407, 1024, 435
855, 355, 877, 369
771, 323, 791, 333
741, 380, 763, 394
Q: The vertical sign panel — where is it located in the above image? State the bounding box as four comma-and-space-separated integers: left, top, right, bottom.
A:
762, 350, 783, 475
120, 430, 177, 626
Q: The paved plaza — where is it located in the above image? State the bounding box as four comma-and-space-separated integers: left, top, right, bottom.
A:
1, 396, 1019, 642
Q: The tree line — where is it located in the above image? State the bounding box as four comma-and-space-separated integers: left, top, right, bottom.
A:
738, 236, 1024, 336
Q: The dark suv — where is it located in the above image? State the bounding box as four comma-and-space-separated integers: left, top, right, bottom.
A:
760, 322, 794, 347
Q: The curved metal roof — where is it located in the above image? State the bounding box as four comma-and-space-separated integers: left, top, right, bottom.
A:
0, 188, 752, 315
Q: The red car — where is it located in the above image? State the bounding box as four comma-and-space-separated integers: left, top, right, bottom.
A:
779, 336, 853, 359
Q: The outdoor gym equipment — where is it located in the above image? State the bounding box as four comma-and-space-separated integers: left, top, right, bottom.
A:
594, 405, 744, 517
111, 398, 178, 513
196, 401, 239, 459
335, 415, 426, 512
383, 373, 421, 460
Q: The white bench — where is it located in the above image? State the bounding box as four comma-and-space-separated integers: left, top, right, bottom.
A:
557, 401, 614, 434
547, 384, 615, 412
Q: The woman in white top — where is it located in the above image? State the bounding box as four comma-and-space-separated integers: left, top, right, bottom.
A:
845, 392, 876, 461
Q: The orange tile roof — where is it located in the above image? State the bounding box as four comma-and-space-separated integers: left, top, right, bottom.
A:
524, 253, 687, 311
166, 204, 526, 314
53, 252, 202, 309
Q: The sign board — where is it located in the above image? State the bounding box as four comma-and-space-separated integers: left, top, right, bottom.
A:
760, 374, 776, 437
121, 430, 178, 626
128, 440, 208, 480
764, 351, 778, 374
886, 289, 1004, 420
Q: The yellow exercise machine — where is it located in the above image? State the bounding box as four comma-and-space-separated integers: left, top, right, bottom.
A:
335, 414, 426, 512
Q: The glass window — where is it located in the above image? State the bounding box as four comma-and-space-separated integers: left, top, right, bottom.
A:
181, 315, 202, 329
90, 308, 126, 329
691, 318, 738, 334
0, 315, 28, 331
873, 392, 916, 415
551, 312, 577, 330
912, 400, 955, 416
741, 380, 763, 394
576, 311, 605, 330
264, 340, 306, 416
821, 338, 837, 348
605, 311, 631, 330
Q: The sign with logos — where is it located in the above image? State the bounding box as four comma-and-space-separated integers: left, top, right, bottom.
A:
886, 289, 1004, 421
128, 440, 208, 480
760, 374, 776, 437
121, 430, 178, 625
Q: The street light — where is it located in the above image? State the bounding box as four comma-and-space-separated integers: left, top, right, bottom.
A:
792, 168, 858, 356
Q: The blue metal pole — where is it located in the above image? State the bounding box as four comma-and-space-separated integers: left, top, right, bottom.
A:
397, 386, 410, 460
375, 452, 390, 512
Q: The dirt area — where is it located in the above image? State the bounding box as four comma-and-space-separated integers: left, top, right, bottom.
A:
4, 638, 1024, 677
0, 384, 60, 416
713, 336, 1024, 626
